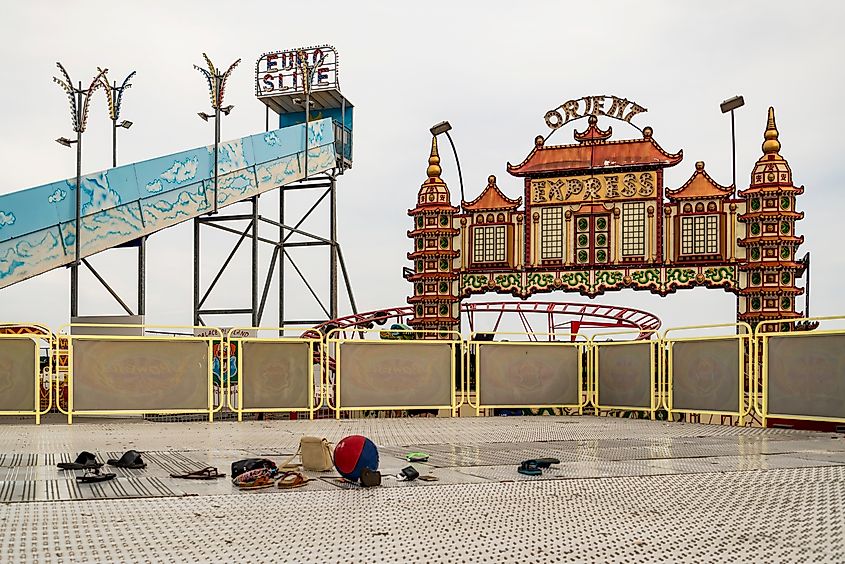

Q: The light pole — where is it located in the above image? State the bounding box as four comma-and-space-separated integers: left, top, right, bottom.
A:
98, 69, 135, 168
98, 69, 144, 314
720, 95, 745, 194
430, 121, 465, 203
53, 63, 107, 317
194, 54, 240, 214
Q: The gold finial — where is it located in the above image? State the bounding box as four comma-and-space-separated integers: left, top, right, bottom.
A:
762, 106, 781, 155
426, 136, 441, 178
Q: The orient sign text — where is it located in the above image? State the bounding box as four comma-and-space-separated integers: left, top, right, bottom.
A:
256, 45, 338, 96
545, 95, 647, 129
531, 172, 657, 205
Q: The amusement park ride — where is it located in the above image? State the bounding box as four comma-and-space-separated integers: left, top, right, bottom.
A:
2, 44, 837, 432
406, 94, 810, 337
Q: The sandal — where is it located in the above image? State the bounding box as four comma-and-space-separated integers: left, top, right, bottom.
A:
108, 450, 147, 469
232, 468, 276, 490
278, 471, 310, 489
58, 451, 102, 471
518, 460, 542, 476
77, 468, 116, 483
171, 467, 225, 480
536, 458, 560, 469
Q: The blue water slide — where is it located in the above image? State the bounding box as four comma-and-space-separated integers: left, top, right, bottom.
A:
0, 118, 338, 289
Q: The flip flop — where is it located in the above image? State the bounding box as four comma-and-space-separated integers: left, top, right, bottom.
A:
518, 460, 542, 476
405, 452, 429, 463
278, 471, 310, 489
536, 458, 560, 468
232, 468, 276, 490
76, 468, 116, 483
170, 467, 225, 480
108, 450, 147, 469
58, 451, 102, 471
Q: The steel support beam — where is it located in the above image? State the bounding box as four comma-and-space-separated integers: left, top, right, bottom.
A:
81, 258, 134, 316
330, 175, 338, 319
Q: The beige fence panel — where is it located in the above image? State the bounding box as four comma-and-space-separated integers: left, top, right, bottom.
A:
65, 324, 218, 423
331, 331, 458, 416
593, 339, 657, 415
474, 342, 582, 411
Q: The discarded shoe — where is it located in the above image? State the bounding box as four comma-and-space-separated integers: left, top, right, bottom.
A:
536, 457, 560, 469
397, 466, 419, 482
232, 468, 276, 490
360, 467, 382, 487
58, 451, 102, 470
76, 468, 116, 483
278, 471, 310, 489
107, 450, 146, 469
170, 467, 225, 480
517, 460, 542, 476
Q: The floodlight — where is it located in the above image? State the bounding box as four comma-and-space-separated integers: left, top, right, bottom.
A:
720, 96, 745, 114
118, 120, 133, 129
430, 121, 452, 136
56, 137, 75, 147
197, 112, 211, 122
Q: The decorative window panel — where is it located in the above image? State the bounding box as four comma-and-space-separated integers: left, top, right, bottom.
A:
681, 215, 718, 255
622, 202, 646, 257
473, 225, 506, 263
540, 207, 563, 259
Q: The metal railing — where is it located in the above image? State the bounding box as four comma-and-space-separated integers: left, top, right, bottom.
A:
1, 316, 842, 426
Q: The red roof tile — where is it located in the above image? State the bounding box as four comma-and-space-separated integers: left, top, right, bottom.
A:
508, 131, 682, 176
462, 175, 522, 211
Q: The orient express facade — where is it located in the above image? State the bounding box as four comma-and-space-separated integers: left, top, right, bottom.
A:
409, 101, 806, 333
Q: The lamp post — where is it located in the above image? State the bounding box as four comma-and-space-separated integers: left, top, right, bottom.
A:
194, 54, 240, 214
720, 95, 745, 194
53, 63, 107, 317
429, 120, 465, 203
98, 69, 135, 168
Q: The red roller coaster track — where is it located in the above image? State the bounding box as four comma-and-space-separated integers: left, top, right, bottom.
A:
306, 301, 660, 341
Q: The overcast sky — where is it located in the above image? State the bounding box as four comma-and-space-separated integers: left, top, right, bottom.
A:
1, 1, 843, 333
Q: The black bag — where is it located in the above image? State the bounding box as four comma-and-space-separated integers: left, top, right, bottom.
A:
231, 458, 277, 479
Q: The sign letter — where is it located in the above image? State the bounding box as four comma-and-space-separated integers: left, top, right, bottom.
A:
639, 172, 655, 196
605, 175, 619, 198
547, 179, 564, 201
622, 173, 637, 197
531, 181, 547, 203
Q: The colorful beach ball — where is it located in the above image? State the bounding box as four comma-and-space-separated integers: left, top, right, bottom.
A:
333, 435, 379, 482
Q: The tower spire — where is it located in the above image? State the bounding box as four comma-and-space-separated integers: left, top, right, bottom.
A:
762, 106, 781, 155
426, 136, 442, 179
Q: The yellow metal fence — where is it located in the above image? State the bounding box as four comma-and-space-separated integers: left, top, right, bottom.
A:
0, 317, 842, 425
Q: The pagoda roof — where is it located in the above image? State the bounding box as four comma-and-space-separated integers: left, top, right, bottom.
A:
462, 175, 522, 212
507, 127, 682, 177
667, 162, 733, 201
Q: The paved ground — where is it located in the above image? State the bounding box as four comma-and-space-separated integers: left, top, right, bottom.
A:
0, 415, 844, 562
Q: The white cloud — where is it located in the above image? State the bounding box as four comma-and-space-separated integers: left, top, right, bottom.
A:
47, 188, 66, 204
263, 132, 280, 146
0, 211, 15, 228
146, 179, 163, 193
161, 156, 199, 184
